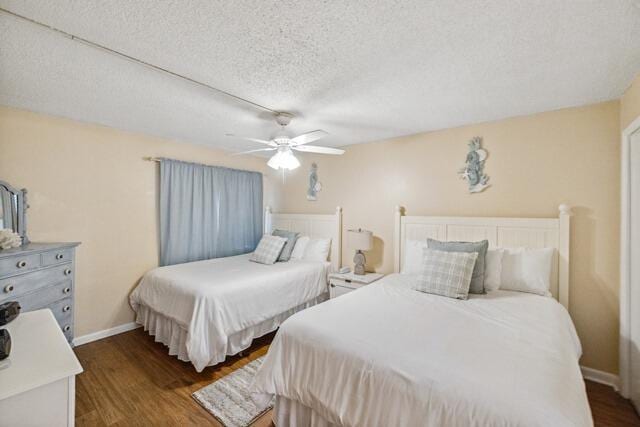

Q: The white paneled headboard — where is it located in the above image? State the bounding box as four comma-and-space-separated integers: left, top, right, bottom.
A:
264, 206, 343, 271
393, 205, 572, 308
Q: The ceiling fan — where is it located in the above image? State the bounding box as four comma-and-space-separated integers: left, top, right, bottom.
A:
227, 113, 345, 170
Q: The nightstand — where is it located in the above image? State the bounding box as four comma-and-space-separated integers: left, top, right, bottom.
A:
328, 272, 384, 299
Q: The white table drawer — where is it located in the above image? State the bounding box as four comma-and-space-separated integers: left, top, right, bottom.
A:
329, 283, 354, 299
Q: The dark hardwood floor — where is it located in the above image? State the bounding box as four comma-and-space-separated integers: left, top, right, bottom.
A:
74, 328, 639, 426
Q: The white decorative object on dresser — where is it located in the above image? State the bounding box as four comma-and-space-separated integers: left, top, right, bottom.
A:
0, 242, 80, 343
328, 272, 384, 299
0, 309, 83, 427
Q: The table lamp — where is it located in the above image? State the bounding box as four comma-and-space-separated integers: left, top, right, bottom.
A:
348, 229, 373, 275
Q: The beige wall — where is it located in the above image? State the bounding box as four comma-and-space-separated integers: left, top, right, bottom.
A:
0, 100, 624, 374
0, 106, 283, 337
622, 73, 640, 130
276, 101, 621, 374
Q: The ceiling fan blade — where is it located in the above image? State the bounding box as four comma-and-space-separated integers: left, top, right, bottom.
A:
292, 145, 345, 155
230, 148, 277, 156
225, 134, 277, 147
290, 130, 328, 146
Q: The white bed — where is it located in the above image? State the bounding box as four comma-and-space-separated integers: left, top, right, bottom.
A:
129, 207, 342, 372
252, 205, 593, 426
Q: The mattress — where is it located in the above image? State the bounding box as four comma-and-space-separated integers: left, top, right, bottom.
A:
130, 253, 331, 371
252, 273, 592, 426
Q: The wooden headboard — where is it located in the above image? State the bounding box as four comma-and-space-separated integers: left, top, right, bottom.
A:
264, 206, 343, 271
393, 205, 572, 308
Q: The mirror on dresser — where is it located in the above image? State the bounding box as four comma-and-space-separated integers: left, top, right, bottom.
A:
0, 180, 80, 344
0, 180, 28, 244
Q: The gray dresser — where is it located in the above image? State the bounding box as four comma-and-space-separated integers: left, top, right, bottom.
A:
0, 242, 80, 343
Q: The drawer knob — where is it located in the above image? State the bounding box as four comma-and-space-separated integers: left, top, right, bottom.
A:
330, 284, 335, 287
63, 325, 71, 332
64, 268, 72, 276
4, 284, 14, 293
63, 287, 71, 294
63, 305, 71, 313
56, 253, 64, 260
16, 260, 27, 268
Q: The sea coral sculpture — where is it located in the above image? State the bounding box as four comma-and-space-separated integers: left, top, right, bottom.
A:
307, 162, 322, 201
0, 229, 21, 250
459, 136, 490, 193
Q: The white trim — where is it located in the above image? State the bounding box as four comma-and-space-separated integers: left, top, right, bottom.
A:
393, 205, 571, 309
557, 204, 572, 309
68, 376, 75, 427
581, 366, 620, 391
620, 114, 640, 398
72, 322, 140, 347
264, 205, 273, 234
393, 206, 403, 273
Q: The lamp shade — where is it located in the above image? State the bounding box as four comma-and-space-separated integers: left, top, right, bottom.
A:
347, 229, 373, 251
267, 147, 300, 170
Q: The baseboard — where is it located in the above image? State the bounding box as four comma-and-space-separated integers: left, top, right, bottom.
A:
581, 366, 620, 391
73, 322, 141, 346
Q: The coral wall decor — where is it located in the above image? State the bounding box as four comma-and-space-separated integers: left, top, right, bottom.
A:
459, 136, 490, 193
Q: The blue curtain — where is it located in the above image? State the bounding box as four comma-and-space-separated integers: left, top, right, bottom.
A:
159, 159, 263, 266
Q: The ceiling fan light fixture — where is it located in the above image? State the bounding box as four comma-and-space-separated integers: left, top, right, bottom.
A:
267, 148, 300, 170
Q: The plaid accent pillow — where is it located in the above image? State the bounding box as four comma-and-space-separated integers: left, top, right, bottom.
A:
250, 235, 288, 265
427, 238, 488, 294
414, 248, 478, 299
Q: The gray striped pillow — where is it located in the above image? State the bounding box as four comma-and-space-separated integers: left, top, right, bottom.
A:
250, 235, 287, 265
272, 229, 300, 262
414, 248, 478, 299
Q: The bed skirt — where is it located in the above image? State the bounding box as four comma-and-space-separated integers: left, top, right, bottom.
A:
274, 396, 338, 427
134, 292, 329, 368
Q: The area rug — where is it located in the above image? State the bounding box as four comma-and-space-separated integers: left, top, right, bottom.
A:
192, 356, 274, 427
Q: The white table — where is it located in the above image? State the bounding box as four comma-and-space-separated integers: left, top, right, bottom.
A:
0, 309, 83, 427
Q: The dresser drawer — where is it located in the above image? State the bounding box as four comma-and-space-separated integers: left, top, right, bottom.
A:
42, 248, 74, 267
63, 324, 74, 342
0, 252, 42, 276
50, 298, 74, 342
49, 297, 73, 325
0, 263, 74, 301
10, 281, 72, 312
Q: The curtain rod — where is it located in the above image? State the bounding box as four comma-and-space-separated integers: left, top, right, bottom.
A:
0, 7, 278, 114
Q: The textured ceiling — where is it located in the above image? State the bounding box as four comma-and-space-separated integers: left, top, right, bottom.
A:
1, 1, 640, 153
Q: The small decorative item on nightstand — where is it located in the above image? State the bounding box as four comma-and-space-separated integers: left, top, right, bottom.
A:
328, 271, 384, 299
348, 228, 373, 275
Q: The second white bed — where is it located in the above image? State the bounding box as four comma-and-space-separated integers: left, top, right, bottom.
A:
130, 254, 330, 371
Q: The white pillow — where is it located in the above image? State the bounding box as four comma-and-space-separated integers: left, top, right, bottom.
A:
499, 247, 554, 296
484, 249, 504, 292
302, 237, 332, 262
402, 240, 428, 274
290, 236, 309, 260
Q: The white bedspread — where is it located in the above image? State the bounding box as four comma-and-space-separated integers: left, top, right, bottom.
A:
252, 273, 592, 427
130, 254, 330, 371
